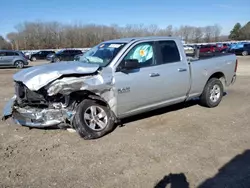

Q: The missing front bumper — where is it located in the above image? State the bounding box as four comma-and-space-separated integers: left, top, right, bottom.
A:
2, 96, 71, 128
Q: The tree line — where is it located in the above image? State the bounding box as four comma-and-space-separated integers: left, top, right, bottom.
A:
229, 22, 250, 40
0, 21, 235, 50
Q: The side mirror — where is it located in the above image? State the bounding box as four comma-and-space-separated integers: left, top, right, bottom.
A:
121, 59, 139, 70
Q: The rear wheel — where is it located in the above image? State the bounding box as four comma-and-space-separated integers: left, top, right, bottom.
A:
73, 99, 115, 139
242, 51, 248, 56
200, 78, 223, 108
14, 61, 24, 69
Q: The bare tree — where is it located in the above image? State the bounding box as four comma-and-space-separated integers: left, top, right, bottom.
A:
192, 27, 204, 43
204, 26, 213, 42
6, 21, 225, 50
211, 24, 222, 42
178, 26, 193, 42
0, 36, 11, 49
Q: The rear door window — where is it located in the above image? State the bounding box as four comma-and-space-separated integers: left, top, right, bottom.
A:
6, 52, 15, 56
244, 44, 250, 48
63, 50, 69, 55
157, 40, 180, 64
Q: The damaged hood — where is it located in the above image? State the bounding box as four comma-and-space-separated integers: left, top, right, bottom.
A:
13, 61, 100, 91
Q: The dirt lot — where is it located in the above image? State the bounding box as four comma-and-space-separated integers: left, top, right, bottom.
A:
0, 57, 250, 188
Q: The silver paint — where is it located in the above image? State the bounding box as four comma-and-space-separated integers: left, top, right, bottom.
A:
13, 61, 100, 91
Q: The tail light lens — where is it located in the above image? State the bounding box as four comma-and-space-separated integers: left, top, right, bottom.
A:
234, 59, 238, 72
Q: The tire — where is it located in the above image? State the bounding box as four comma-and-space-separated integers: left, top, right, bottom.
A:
54, 57, 60, 62
242, 51, 248, 56
31, 56, 36, 61
14, 61, 24, 69
73, 99, 115, 139
200, 78, 224, 108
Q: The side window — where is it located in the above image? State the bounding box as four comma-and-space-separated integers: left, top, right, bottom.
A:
14, 52, 19, 56
123, 42, 154, 67
158, 41, 180, 64
63, 50, 69, 54
244, 44, 250, 48
6, 52, 15, 56
75, 50, 82, 54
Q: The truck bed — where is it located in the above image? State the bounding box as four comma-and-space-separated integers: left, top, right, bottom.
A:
186, 52, 234, 62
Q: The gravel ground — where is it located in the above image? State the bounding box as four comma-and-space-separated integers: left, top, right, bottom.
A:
0, 57, 250, 188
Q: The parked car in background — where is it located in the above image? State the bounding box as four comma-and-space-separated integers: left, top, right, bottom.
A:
199, 44, 216, 53
46, 53, 55, 61
234, 43, 250, 56
183, 45, 194, 54
3, 37, 237, 139
23, 52, 31, 59
74, 54, 83, 61
0, 50, 29, 68
216, 43, 229, 52
30, 50, 55, 61
51, 49, 83, 63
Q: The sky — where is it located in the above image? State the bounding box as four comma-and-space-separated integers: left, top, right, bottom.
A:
1, 0, 250, 38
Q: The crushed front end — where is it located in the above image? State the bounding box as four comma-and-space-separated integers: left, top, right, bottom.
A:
2, 82, 75, 128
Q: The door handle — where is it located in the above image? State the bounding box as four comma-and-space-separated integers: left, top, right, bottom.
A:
149, 73, 160, 77
178, 68, 187, 72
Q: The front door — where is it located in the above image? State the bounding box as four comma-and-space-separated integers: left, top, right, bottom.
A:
115, 41, 163, 116
114, 40, 190, 117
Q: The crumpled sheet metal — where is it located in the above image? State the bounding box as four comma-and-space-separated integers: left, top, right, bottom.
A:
3, 98, 73, 127
45, 70, 117, 115
13, 61, 100, 91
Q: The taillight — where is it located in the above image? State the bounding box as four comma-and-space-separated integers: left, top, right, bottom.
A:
234, 59, 238, 72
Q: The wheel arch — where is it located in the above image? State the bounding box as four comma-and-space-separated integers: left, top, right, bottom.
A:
70, 90, 118, 121
206, 71, 226, 89
13, 59, 24, 67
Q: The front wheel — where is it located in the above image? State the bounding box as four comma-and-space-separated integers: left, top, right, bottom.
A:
73, 99, 115, 139
200, 78, 224, 108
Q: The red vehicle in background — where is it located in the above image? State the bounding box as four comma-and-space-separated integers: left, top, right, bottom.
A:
199, 44, 216, 53
216, 43, 229, 52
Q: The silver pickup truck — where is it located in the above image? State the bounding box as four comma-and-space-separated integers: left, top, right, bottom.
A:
2, 37, 237, 139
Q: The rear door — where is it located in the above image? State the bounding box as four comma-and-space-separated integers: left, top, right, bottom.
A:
244, 44, 250, 53
3, 51, 15, 65
66, 50, 75, 61
39, 51, 46, 59
60, 50, 70, 61
153, 40, 190, 102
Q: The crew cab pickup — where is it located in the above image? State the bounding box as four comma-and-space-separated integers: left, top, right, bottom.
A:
2, 37, 237, 139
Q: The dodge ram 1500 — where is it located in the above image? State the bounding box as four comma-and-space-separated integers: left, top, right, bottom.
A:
2, 37, 237, 139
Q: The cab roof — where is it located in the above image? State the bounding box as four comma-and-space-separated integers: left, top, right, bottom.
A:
105, 36, 181, 43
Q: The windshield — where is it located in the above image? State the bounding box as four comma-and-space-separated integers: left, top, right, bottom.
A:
78, 42, 126, 67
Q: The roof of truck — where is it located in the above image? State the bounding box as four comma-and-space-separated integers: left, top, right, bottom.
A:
105, 36, 181, 43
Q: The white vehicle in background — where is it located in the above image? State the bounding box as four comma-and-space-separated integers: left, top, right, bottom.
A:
183, 44, 194, 54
